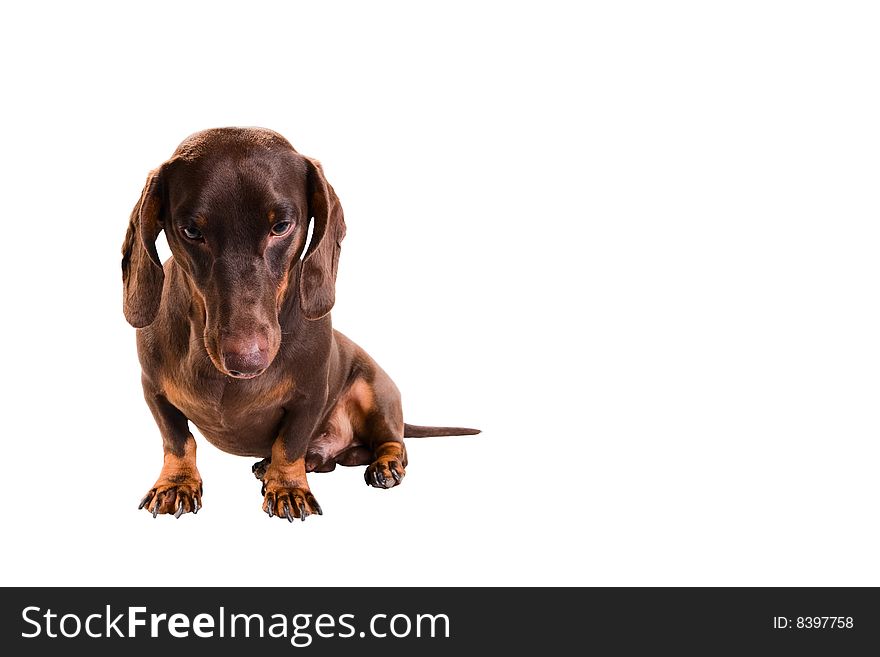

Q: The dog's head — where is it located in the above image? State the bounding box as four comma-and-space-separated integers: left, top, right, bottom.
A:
122, 127, 346, 378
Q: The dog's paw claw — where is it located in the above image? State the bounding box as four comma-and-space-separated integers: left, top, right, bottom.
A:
262, 485, 320, 522
308, 494, 323, 515
364, 458, 405, 489
139, 479, 202, 518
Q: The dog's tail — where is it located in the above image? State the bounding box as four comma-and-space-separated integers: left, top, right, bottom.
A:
403, 423, 481, 438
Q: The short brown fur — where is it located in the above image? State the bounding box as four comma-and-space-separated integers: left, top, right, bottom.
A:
123, 128, 478, 520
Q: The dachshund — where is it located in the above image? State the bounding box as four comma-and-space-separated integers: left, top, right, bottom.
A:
122, 127, 478, 521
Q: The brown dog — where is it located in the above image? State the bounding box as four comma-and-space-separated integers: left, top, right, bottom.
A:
122, 127, 478, 521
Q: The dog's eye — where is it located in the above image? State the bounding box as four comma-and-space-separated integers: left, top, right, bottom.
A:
182, 226, 203, 241
271, 221, 292, 236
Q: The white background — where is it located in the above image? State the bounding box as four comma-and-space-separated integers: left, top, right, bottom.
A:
1, 1, 878, 586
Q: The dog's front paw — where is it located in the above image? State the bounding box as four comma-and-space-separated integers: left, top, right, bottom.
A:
262, 482, 322, 522
139, 475, 203, 518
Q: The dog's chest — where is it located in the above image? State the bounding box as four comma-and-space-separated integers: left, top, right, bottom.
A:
160, 364, 294, 436
160, 369, 225, 430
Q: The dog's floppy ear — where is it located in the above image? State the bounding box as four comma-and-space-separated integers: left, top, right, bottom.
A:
300, 157, 347, 320
122, 168, 166, 328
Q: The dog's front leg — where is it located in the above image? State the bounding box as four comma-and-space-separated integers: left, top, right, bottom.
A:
138, 388, 202, 518
259, 401, 324, 522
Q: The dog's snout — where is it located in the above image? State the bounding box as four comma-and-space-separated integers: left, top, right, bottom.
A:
221, 336, 269, 378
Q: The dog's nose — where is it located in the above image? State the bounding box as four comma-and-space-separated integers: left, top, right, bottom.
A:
220, 337, 269, 377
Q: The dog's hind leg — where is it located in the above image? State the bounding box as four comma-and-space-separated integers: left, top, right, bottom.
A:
252, 458, 270, 481
353, 369, 408, 490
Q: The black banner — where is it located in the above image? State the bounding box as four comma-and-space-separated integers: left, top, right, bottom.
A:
1, 588, 877, 654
